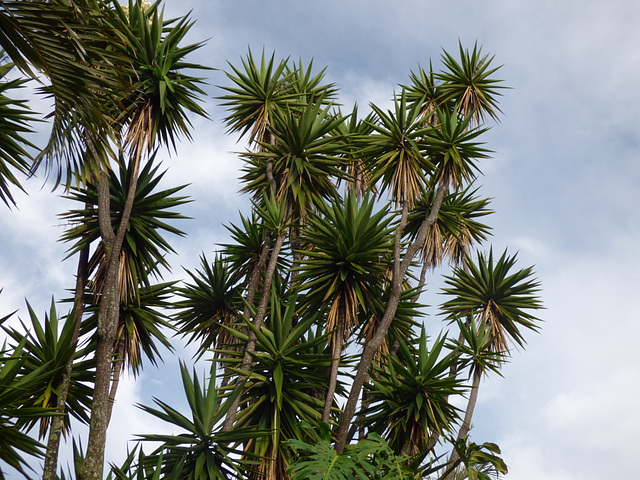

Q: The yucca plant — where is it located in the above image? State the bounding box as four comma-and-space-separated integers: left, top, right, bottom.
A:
0, 53, 37, 207
363, 329, 464, 456
364, 89, 434, 211
295, 193, 394, 422
241, 97, 347, 223
440, 249, 543, 354
174, 254, 244, 359
436, 42, 506, 125
219, 49, 297, 148
440, 249, 542, 477
137, 362, 257, 480
220, 292, 333, 480
1, 300, 94, 438
405, 184, 493, 275
61, 155, 191, 303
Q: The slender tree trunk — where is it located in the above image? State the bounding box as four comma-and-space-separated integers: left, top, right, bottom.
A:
214, 233, 272, 411
322, 328, 344, 423
335, 183, 447, 453
443, 365, 482, 480
81, 156, 141, 480
222, 231, 286, 432
106, 337, 125, 423
42, 240, 90, 480
242, 232, 272, 323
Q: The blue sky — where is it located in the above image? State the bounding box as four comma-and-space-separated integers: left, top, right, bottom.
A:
2, 1, 640, 478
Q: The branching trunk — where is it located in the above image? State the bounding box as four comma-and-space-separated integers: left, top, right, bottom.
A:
42, 240, 89, 480
222, 231, 286, 432
335, 183, 447, 453
81, 156, 141, 480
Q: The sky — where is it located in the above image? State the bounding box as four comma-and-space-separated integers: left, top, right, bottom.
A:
1, 0, 640, 478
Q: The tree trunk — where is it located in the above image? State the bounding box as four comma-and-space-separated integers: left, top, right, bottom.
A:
335, 183, 447, 453
106, 337, 125, 423
222, 231, 286, 432
322, 329, 344, 423
81, 156, 141, 480
443, 365, 482, 480
42, 240, 89, 480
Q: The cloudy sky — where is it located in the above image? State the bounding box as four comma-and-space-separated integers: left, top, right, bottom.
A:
2, 0, 640, 478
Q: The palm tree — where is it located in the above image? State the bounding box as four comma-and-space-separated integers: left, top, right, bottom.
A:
3, 2, 207, 475
221, 292, 332, 479
363, 329, 464, 456
295, 193, 394, 423
336, 46, 505, 452
0, 301, 95, 438
219, 49, 296, 150
62, 153, 194, 479
441, 249, 543, 354
137, 362, 257, 480
440, 249, 542, 478
241, 98, 347, 224
333, 105, 376, 200
174, 254, 244, 360
436, 42, 506, 126
0, 0, 121, 186
0, 53, 37, 207
76, 3, 208, 477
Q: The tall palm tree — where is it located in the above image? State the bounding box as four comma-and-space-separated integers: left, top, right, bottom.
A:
336, 46, 505, 452
440, 249, 542, 478
77, 3, 208, 477
295, 193, 393, 423
220, 56, 345, 433
4, 2, 207, 475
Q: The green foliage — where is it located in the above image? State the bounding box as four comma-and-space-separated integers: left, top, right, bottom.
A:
296, 193, 394, 342
0, 54, 37, 207
436, 42, 506, 124
0, 337, 49, 476
1, 300, 94, 436
241, 98, 347, 219
405, 185, 493, 268
364, 90, 433, 210
441, 249, 543, 352
443, 437, 508, 480
286, 423, 415, 480
174, 254, 243, 358
0, 18, 540, 479
221, 293, 333, 478
60, 155, 190, 300
108, 0, 210, 156
137, 362, 257, 479
363, 330, 464, 455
